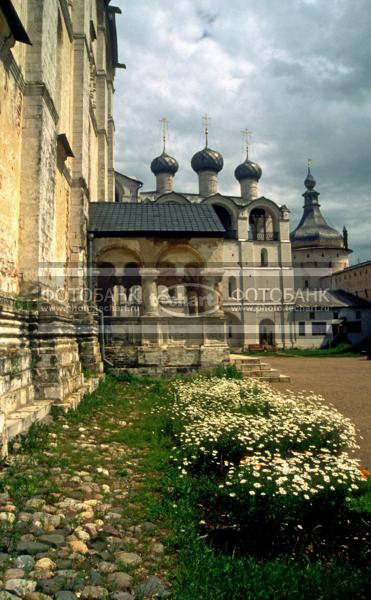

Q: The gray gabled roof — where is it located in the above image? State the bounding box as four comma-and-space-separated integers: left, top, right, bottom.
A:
89, 202, 226, 237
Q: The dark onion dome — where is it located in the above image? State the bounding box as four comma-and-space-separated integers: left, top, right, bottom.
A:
234, 156, 262, 182
151, 152, 179, 176
304, 169, 316, 190
290, 167, 345, 249
191, 146, 224, 173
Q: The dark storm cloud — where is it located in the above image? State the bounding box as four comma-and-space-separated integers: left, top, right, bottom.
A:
113, 0, 370, 261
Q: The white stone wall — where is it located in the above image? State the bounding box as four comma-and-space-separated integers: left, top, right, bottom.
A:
292, 247, 350, 291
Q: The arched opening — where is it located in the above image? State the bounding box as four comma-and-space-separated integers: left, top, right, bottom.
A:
213, 204, 236, 239
260, 248, 268, 267
249, 208, 278, 241
228, 276, 237, 298
96, 262, 116, 316
225, 313, 243, 350
259, 319, 275, 347
122, 263, 141, 309
96, 261, 142, 317
184, 262, 202, 315
157, 262, 185, 313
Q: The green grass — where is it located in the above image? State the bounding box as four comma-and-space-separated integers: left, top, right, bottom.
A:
2, 374, 370, 599
94, 376, 370, 599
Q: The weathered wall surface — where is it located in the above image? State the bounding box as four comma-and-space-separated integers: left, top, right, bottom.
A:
0, 45, 23, 295
0, 0, 119, 453
321, 261, 371, 300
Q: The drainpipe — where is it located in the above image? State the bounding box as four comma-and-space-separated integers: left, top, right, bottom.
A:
87, 232, 111, 366
96, 306, 110, 364
238, 241, 246, 351
87, 233, 94, 298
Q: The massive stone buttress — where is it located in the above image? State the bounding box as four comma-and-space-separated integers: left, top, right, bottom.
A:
0, 0, 122, 454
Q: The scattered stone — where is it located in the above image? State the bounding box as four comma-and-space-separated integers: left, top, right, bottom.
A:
55, 560, 72, 570
37, 576, 66, 595
4, 578, 37, 598
14, 556, 35, 571
135, 576, 170, 598
114, 552, 142, 567
38, 534, 65, 548
31, 569, 55, 581
80, 586, 108, 599
97, 562, 117, 574
0, 592, 18, 600
0, 553, 10, 566
111, 594, 134, 600
34, 558, 56, 571
89, 571, 102, 586
0, 512, 15, 524
26, 499, 45, 510
141, 522, 156, 533
55, 592, 77, 600
26, 594, 53, 600
152, 542, 165, 554
5, 568, 25, 580
16, 542, 49, 555
106, 573, 132, 592
68, 541, 88, 555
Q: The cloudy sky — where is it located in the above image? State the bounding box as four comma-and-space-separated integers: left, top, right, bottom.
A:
113, 0, 370, 262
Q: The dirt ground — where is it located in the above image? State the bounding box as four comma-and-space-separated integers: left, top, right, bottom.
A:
267, 356, 371, 468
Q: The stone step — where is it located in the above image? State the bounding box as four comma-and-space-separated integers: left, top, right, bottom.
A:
1, 375, 103, 457
5, 400, 52, 441
58, 376, 101, 412
230, 355, 290, 384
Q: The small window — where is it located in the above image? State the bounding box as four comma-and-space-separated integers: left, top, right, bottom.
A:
310, 311, 315, 320
305, 280, 309, 289
228, 276, 237, 298
299, 322, 305, 336
356, 311, 361, 320
333, 311, 339, 320
260, 249, 268, 267
312, 322, 327, 336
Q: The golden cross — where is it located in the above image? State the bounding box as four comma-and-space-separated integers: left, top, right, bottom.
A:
159, 117, 169, 152
202, 113, 211, 146
242, 128, 252, 157
307, 158, 313, 170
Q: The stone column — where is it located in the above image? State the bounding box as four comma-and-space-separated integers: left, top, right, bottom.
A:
200, 270, 224, 315
140, 269, 160, 316
187, 288, 199, 315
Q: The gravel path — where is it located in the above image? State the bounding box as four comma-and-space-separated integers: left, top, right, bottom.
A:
268, 356, 371, 468
0, 380, 171, 600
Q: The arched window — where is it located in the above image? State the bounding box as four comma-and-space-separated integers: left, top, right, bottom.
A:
213, 205, 235, 239
259, 319, 275, 347
260, 249, 268, 267
228, 276, 237, 298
